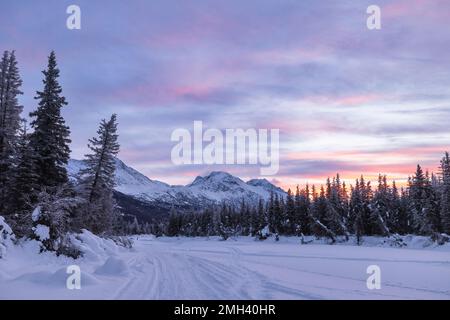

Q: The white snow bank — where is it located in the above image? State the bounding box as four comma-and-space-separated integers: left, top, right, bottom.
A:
94, 257, 129, 276
14, 267, 99, 287
0, 228, 134, 299
245, 234, 450, 250
0, 216, 15, 258
69, 230, 131, 262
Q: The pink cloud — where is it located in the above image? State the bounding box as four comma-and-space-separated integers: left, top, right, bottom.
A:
384, 0, 450, 20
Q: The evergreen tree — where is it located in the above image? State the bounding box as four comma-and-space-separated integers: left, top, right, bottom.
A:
167, 207, 182, 236
272, 194, 283, 233
29, 51, 71, 189
323, 175, 349, 239
360, 176, 373, 234
7, 120, 39, 235
354, 208, 364, 245
397, 187, 412, 234
440, 152, 450, 234
217, 203, 233, 240
388, 181, 403, 234
370, 175, 391, 236
256, 198, 266, 233
285, 189, 296, 235
295, 185, 310, 235
409, 165, 440, 234
0, 51, 23, 214
79, 114, 120, 234
32, 185, 82, 257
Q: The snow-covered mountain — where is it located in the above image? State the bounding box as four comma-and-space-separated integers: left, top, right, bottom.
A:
67, 158, 286, 218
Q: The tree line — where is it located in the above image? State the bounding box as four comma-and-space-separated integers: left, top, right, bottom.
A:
164, 159, 450, 244
0, 50, 122, 256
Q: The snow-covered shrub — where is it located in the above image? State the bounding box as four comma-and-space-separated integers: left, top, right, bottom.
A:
70, 229, 132, 261
431, 232, 450, 245
107, 235, 133, 249
256, 225, 270, 240
32, 186, 84, 257
382, 234, 407, 248
0, 216, 16, 258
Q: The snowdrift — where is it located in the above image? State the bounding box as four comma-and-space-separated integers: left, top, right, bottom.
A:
0, 216, 15, 259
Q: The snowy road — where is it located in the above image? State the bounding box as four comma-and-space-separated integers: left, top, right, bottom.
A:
1, 236, 450, 299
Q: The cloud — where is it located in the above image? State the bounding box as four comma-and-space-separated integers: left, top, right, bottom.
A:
2, 0, 450, 187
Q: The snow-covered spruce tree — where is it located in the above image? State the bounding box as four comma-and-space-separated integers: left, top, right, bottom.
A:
370, 175, 391, 236
317, 176, 349, 240
408, 165, 441, 235
272, 193, 284, 234
238, 199, 251, 236
32, 185, 83, 257
285, 189, 296, 235
252, 198, 266, 236
217, 203, 234, 240
29, 51, 71, 189
295, 185, 310, 235
266, 192, 275, 232
387, 181, 404, 234
348, 179, 362, 233
354, 208, 364, 245
7, 120, 39, 237
167, 207, 182, 236
78, 114, 120, 235
309, 186, 336, 242
359, 176, 374, 234
0, 51, 23, 215
200, 207, 215, 236
440, 152, 450, 234
397, 187, 412, 234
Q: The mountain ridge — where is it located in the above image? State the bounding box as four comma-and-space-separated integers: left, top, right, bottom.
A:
67, 158, 286, 221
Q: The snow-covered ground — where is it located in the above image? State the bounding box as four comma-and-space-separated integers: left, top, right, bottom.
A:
1, 234, 450, 300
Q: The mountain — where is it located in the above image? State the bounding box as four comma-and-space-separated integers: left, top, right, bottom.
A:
67, 158, 286, 222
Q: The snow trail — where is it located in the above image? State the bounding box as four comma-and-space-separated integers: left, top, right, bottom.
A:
1, 236, 450, 299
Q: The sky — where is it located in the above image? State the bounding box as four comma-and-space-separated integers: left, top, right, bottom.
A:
1, 0, 450, 189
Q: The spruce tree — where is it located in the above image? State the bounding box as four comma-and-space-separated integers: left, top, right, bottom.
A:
167, 208, 181, 236
79, 114, 120, 234
29, 51, 71, 189
388, 181, 403, 234
0, 51, 23, 214
7, 120, 39, 235
370, 175, 391, 235
285, 189, 296, 235
409, 165, 440, 234
295, 185, 310, 235
440, 152, 450, 234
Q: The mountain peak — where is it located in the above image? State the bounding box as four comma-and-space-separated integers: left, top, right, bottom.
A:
247, 178, 284, 193
189, 171, 244, 189
67, 158, 286, 213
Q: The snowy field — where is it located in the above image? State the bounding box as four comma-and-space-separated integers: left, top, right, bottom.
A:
1, 234, 450, 300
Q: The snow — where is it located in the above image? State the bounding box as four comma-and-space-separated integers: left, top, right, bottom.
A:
70, 229, 128, 262
31, 206, 40, 222
94, 257, 129, 276
0, 217, 15, 259
1, 234, 449, 299
33, 224, 50, 241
